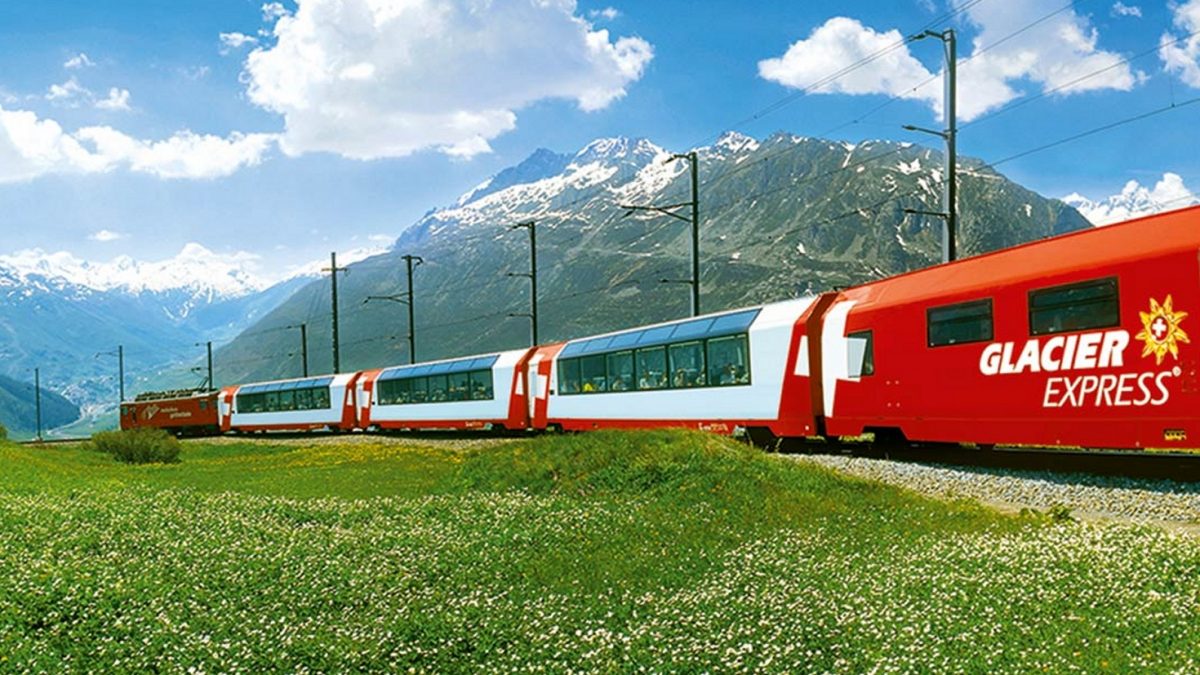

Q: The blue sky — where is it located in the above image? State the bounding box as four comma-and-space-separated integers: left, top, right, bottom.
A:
2, 0, 1199, 280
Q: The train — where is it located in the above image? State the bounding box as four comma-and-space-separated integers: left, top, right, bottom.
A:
122, 205, 1200, 451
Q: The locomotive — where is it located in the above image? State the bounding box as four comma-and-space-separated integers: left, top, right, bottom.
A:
123, 205, 1200, 451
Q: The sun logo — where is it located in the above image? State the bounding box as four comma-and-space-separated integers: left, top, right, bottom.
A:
1136, 295, 1190, 365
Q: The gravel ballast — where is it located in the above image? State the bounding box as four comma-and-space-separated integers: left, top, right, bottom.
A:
790, 453, 1200, 525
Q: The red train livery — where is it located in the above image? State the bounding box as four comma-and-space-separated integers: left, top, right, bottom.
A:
120, 391, 220, 436
124, 205, 1200, 451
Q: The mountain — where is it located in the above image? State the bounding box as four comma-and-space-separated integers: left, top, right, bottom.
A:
0, 372, 78, 438
214, 131, 1089, 385
1063, 173, 1200, 226
0, 244, 312, 430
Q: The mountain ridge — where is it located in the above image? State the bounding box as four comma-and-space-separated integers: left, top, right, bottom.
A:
215, 130, 1090, 385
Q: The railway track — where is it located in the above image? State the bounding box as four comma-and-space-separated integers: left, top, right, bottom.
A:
787, 441, 1200, 483
16, 437, 91, 446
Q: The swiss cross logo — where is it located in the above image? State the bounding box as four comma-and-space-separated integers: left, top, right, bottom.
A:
1152, 317, 1168, 340
1136, 295, 1190, 365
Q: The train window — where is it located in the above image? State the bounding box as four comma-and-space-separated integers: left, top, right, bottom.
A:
410, 377, 429, 404
376, 380, 398, 406
468, 370, 493, 400
279, 390, 296, 411
847, 330, 874, 377
265, 391, 280, 410
636, 347, 668, 390
1029, 277, 1119, 336
314, 387, 331, 409
428, 375, 449, 402
295, 387, 313, 410
669, 341, 706, 388
707, 335, 751, 386
928, 299, 993, 347
449, 371, 470, 401
559, 359, 582, 395
607, 351, 634, 392
580, 354, 608, 393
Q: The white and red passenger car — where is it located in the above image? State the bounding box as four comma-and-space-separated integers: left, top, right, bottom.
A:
124, 206, 1200, 451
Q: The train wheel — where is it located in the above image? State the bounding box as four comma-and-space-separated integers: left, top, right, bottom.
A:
745, 427, 779, 451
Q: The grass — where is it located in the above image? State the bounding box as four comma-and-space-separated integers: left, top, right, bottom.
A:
0, 431, 1197, 672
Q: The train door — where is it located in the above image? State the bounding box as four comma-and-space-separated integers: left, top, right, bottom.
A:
523, 344, 564, 430
356, 370, 382, 429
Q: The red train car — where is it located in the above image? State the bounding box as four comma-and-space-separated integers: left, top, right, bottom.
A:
120, 390, 220, 435
815, 205, 1200, 450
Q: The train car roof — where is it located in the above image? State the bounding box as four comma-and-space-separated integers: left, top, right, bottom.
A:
843, 204, 1200, 307
372, 347, 529, 382
556, 297, 814, 359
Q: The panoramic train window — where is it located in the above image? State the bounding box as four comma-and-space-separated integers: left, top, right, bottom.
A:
847, 330, 874, 377
469, 370, 493, 400
669, 341, 706, 388
428, 375, 449, 402
556, 309, 759, 395
580, 354, 608, 392
927, 299, 993, 347
559, 359, 582, 394
410, 377, 429, 403
636, 346, 668, 390
236, 378, 336, 414
1029, 277, 1119, 336
607, 351, 634, 391
449, 371, 470, 401
706, 335, 750, 386
374, 362, 497, 406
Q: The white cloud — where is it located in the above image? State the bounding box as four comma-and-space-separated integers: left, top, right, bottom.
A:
760, 4, 1142, 121
88, 229, 126, 242
589, 7, 620, 21
261, 2, 289, 20
64, 53, 95, 70
1063, 173, 1199, 225
367, 233, 394, 244
1112, 2, 1142, 17
46, 77, 91, 106
181, 65, 211, 81
219, 31, 259, 53
0, 104, 277, 182
758, 18, 940, 108
1162, 0, 1200, 88
241, 0, 653, 160
95, 87, 131, 112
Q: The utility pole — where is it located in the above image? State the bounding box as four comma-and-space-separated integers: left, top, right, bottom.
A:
903, 28, 957, 263
507, 221, 538, 345
365, 254, 423, 363
286, 324, 309, 377
619, 151, 701, 316
34, 368, 42, 441
194, 341, 214, 391
402, 254, 421, 362
323, 252, 348, 373
96, 345, 125, 407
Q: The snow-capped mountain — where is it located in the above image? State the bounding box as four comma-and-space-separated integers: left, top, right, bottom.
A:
0, 243, 269, 308
0, 243, 319, 426
1062, 173, 1199, 226
217, 131, 1090, 385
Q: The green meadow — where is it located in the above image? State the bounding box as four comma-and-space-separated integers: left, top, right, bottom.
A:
1, 431, 1197, 672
